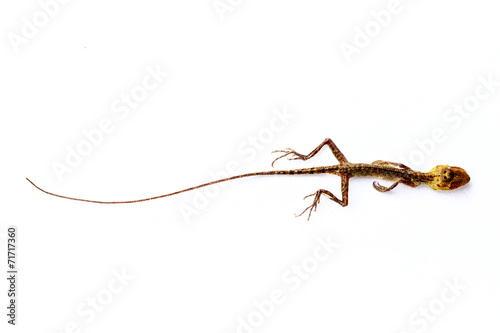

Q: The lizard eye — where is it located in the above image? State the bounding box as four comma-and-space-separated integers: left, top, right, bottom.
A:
441, 169, 455, 182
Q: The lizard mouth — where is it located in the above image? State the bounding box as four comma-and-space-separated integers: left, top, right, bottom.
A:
449, 167, 470, 190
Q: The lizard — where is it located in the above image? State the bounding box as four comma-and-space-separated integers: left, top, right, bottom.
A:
26, 138, 470, 220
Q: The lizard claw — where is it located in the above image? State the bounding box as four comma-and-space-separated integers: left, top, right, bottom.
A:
271, 148, 304, 168
295, 191, 321, 220
271, 149, 294, 168
303, 192, 316, 200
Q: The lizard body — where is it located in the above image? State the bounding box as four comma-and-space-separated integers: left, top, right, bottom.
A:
27, 138, 470, 219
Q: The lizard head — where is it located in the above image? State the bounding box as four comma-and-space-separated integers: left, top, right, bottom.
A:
427, 165, 470, 191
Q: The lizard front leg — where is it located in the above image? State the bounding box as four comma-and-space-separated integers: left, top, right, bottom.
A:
297, 175, 350, 220
272, 138, 348, 167
373, 180, 401, 192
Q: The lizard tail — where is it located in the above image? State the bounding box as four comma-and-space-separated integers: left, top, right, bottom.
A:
26, 167, 330, 204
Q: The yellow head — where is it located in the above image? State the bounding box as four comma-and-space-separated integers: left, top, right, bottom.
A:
427, 165, 470, 191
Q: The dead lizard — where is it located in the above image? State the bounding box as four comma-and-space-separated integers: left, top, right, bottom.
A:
26, 138, 470, 220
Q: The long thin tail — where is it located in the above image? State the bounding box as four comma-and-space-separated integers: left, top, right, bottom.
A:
26, 167, 328, 204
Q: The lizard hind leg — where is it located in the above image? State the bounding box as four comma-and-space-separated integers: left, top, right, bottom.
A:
272, 138, 348, 167
296, 175, 349, 220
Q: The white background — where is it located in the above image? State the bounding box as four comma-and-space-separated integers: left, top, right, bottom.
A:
1, 0, 500, 332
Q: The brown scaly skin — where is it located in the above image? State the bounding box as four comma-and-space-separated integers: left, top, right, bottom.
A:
26, 138, 470, 220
